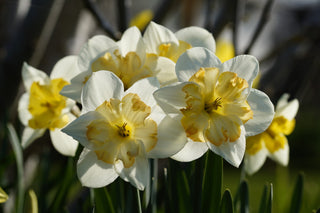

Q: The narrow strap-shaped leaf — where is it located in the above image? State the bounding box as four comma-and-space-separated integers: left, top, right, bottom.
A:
94, 187, 116, 213
176, 170, 192, 213
219, 189, 234, 213
289, 173, 304, 213
258, 183, 273, 213
201, 152, 223, 212
266, 183, 273, 213
239, 180, 249, 213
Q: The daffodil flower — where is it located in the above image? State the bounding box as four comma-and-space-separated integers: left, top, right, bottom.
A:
143, 22, 216, 63
18, 57, 80, 156
154, 47, 274, 167
62, 71, 186, 190
61, 26, 176, 103
0, 187, 8, 203
244, 94, 299, 175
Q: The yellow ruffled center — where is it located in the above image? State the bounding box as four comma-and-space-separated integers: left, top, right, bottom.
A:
86, 93, 157, 168
158, 40, 192, 62
246, 116, 295, 155
28, 78, 69, 130
180, 68, 253, 146
91, 50, 158, 90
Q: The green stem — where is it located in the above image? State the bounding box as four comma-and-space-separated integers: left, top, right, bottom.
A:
137, 188, 142, 213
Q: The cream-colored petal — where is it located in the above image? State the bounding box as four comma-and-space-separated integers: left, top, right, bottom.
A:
154, 57, 177, 86
245, 89, 275, 136
21, 127, 46, 148
176, 47, 222, 82
175, 26, 216, 52
77, 148, 119, 188
171, 139, 208, 162
22, 62, 49, 91
81, 71, 124, 114
148, 116, 187, 158
207, 126, 246, 167
50, 55, 81, 82
268, 141, 289, 166
244, 148, 268, 175
18, 93, 31, 126
275, 94, 299, 120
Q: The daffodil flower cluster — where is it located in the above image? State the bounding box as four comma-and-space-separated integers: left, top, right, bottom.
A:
18, 22, 276, 190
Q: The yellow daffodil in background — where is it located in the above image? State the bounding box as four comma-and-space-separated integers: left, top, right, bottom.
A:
143, 22, 216, 64
244, 93, 299, 175
154, 47, 274, 167
0, 187, 8, 203
18, 57, 80, 156
61, 25, 177, 103
215, 39, 235, 63
62, 71, 186, 190
130, 10, 154, 31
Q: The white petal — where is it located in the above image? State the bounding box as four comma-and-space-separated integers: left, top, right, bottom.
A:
81, 71, 124, 114
153, 82, 192, 117
220, 55, 259, 88
18, 93, 31, 126
114, 143, 149, 190
148, 116, 187, 158
50, 55, 81, 82
175, 26, 216, 52
143, 22, 179, 54
207, 126, 246, 167
77, 148, 119, 188
117, 26, 145, 60
154, 57, 177, 87
21, 127, 45, 148
60, 70, 91, 103
171, 139, 208, 162
244, 148, 268, 175
22, 62, 49, 90
245, 89, 275, 136
78, 35, 117, 72
275, 94, 299, 120
50, 128, 78, 157
268, 142, 289, 166
176, 47, 222, 82
62, 111, 101, 149
125, 77, 160, 108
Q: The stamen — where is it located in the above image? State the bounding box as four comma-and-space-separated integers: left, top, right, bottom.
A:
116, 122, 130, 137
205, 97, 222, 113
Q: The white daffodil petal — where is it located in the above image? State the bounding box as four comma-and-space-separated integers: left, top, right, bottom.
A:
117, 26, 145, 59
78, 35, 117, 71
148, 116, 187, 158
144, 22, 179, 53
18, 93, 31, 126
171, 139, 208, 162
125, 77, 160, 108
268, 142, 289, 166
50, 127, 78, 157
22, 63, 49, 90
115, 144, 149, 190
221, 55, 259, 87
207, 126, 246, 167
245, 89, 275, 137
153, 57, 177, 87
50, 55, 80, 82
153, 82, 192, 117
60, 70, 91, 103
62, 111, 101, 149
276, 98, 299, 120
21, 127, 46, 148
244, 148, 268, 175
81, 71, 124, 114
77, 148, 119, 188
176, 47, 222, 82
276, 93, 290, 110
175, 26, 216, 52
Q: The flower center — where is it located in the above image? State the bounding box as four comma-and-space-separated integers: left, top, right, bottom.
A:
91, 50, 157, 90
86, 93, 157, 168
28, 78, 69, 130
158, 40, 192, 62
180, 68, 253, 146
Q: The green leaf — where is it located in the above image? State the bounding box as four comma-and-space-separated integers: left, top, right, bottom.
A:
259, 183, 273, 213
176, 170, 192, 213
94, 187, 116, 213
219, 189, 233, 213
239, 180, 249, 213
201, 152, 223, 212
289, 173, 304, 213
